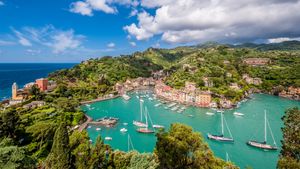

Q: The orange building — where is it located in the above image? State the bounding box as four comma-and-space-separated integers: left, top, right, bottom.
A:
35, 78, 48, 91
12, 82, 24, 100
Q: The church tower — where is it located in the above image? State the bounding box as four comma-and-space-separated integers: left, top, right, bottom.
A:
12, 82, 18, 100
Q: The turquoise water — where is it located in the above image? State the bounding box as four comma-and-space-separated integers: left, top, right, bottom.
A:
82, 91, 300, 169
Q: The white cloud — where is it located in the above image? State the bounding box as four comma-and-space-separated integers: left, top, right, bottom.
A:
70, 1, 93, 16
129, 8, 138, 17
124, 11, 157, 40
0, 40, 15, 46
267, 37, 300, 43
12, 25, 84, 53
107, 42, 115, 48
125, 0, 300, 43
129, 41, 136, 47
12, 29, 32, 46
50, 30, 82, 53
0, 1, 4, 6
70, 0, 139, 16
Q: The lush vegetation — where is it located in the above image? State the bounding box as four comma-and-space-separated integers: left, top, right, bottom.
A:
0, 42, 299, 168
48, 42, 300, 104
277, 107, 300, 169
49, 56, 162, 101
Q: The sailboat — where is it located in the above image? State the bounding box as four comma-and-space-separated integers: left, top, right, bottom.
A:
133, 99, 147, 127
207, 113, 234, 142
147, 108, 165, 129
247, 110, 278, 150
136, 107, 155, 134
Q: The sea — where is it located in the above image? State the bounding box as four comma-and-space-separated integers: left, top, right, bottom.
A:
82, 91, 300, 169
0, 63, 75, 101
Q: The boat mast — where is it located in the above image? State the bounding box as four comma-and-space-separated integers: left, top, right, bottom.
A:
264, 110, 267, 143
221, 112, 224, 136
226, 152, 229, 162
145, 107, 148, 129
140, 99, 143, 122
128, 134, 130, 151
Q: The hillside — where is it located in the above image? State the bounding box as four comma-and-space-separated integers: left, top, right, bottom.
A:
49, 44, 300, 104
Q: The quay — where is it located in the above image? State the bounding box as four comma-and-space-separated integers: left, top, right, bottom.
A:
78, 114, 118, 132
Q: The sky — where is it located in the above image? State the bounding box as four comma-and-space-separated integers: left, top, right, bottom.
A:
0, 0, 300, 63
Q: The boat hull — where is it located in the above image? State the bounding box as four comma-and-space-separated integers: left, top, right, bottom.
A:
133, 121, 147, 127
137, 128, 155, 134
207, 133, 234, 142
247, 141, 278, 150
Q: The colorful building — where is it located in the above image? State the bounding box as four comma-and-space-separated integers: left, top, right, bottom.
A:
155, 81, 211, 107
12, 82, 24, 100
35, 78, 48, 91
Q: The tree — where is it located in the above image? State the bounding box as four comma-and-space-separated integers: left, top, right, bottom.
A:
89, 136, 108, 168
29, 85, 44, 100
155, 123, 237, 169
277, 107, 300, 169
0, 138, 35, 169
44, 122, 71, 169
0, 108, 20, 139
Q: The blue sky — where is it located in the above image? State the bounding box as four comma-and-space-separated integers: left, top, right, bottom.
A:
0, 0, 300, 63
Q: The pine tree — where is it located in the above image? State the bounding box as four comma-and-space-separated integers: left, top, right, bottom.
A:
44, 122, 71, 169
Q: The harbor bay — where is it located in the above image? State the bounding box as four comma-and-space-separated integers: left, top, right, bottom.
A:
83, 91, 300, 169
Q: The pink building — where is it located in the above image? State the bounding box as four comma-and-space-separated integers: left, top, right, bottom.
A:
35, 78, 48, 91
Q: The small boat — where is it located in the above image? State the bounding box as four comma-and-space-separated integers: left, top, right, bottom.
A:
136, 96, 139, 99
149, 97, 153, 101
188, 115, 194, 117
217, 110, 224, 113
171, 106, 180, 111
120, 128, 128, 133
89, 139, 93, 143
122, 94, 131, 100
206, 112, 215, 116
105, 137, 112, 141
153, 124, 165, 129
96, 128, 101, 131
154, 103, 162, 107
207, 113, 234, 142
123, 123, 128, 126
167, 102, 177, 108
177, 109, 184, 113
88, 126, 92, 128
233, 112, 244, 116
246, 110, 278, 150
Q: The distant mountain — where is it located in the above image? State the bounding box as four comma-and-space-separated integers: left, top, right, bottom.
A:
195, 40, 300, 51
234, 40, 300, 51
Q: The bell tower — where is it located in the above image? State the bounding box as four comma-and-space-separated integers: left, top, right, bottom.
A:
12, 82, 18, 100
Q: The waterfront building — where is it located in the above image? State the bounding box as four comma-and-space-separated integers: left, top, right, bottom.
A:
12, 82, 24, 100
279, 87, 300, 100
195, 91, 212, 107
155, 81, 211, 107
35, 78, 48, 91
10, 82, 26, 105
